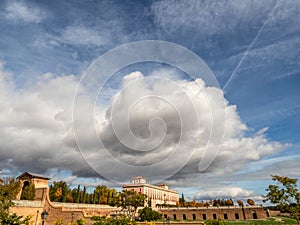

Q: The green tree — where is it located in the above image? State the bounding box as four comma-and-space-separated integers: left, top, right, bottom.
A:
82, 186, 87, 203
91, 217, 136, 225
20, 182, 35, 200
49, 181, 71, 202
263, 175, 300, 224
0, 178, 31, 225
93, 190, 97, 204
179, 193, 185, 206
118, 190, 147, 220
62, 182, 67, 202
76, 185, 81, 203
95, 185, 109, 204
0, 178, 20, 213
1, 213, 31, 225
76, 217, 85, 225
206, 219, 227, 225
138, 207, 162, 221
53, 218, 64, 225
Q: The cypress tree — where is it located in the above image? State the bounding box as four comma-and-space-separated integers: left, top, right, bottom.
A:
82, 186, 87, 203
93, 190, 97, 204
107, 190, 110, 205
75, 185, 80, 203
62, 183, 67, 202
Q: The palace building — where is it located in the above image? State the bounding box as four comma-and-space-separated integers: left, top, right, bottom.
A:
122, 176, 179, 208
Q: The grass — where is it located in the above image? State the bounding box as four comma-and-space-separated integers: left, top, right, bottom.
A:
149, 217, 298, 225
208, 217, 298, 225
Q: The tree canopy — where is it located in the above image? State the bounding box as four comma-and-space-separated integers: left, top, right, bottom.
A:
138, 207, 162, 221
264, 175, 300, 224
0, 178, 31, 225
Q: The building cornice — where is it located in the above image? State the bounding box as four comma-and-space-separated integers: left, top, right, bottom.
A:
123, 183, 178, 194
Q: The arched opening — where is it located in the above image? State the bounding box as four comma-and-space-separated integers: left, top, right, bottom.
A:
22, 181, 30, 191
252, 211, 258, 219
20, 181, 30, 200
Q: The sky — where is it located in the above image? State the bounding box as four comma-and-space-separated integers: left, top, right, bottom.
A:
0, 0, 300, 204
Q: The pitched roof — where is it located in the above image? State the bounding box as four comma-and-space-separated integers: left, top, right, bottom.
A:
17, 172, 50, 180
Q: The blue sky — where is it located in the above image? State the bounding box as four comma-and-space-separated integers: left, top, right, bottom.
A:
0, 0, 299, 203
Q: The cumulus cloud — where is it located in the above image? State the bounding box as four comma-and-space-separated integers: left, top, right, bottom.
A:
0, 66, 87, 176
0, 63, 285, 185
4, 0, 47, 23
73, 70, 285, 183
193, 186, 254, 200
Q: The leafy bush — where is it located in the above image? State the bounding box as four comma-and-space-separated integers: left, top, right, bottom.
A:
138, 207, 162, 221
206, 219, 227, 225
91, 217, 136, 225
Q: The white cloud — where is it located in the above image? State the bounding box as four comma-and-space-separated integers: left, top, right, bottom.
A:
74, 71, 284, 183
4, 0, 46, 23
59, 25, 107, 47
0, 64, 286, 186
194, 186, 254, 200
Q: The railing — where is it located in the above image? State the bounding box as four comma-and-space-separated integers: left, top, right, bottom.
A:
159, 205, 264, 210
51, 202, 120, 209
12, 200, 43, 207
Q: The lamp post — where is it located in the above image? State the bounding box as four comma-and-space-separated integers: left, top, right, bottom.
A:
166, 217, 171, 225
41, 210, 48, 225
71, 212, 74, 224
35, 210, 39, 225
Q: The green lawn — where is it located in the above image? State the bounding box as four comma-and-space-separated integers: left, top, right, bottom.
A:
215, 217, 298, 225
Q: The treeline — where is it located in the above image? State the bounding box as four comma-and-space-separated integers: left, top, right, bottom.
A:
178, 193, 255, 207
49, 181, 120, 205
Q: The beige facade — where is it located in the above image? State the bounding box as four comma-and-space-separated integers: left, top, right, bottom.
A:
159, 205, 268, 221
16, 172, 50, 200
9, 172, 270, 224
123, 176, 179, 208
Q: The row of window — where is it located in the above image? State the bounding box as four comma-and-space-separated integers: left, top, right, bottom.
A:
164, 212, 258, 220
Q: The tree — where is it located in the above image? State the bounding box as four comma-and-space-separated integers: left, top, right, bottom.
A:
76, 185, 81, 203
138, 207, 162, 221
49, 181, 71, 202
118, 190, 147, 220
237, 200, 244, 206
0, 213, 31, 225
20, 182, 35, 200
247, 199, 255, 206
179, 193, 185, 206
92, 217, 135, 225
82, 186, 87, 203
263, 175, 300, 224
0, 178, 21, 213
0, 178, 31, 225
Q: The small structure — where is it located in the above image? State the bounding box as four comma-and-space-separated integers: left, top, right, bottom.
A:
16, 172, 50, 200
159, 205, 268, 221
123, 176, 179, 208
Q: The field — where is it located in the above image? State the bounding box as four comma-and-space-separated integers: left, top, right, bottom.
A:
222, 217, 298, 225
149, 217, 299, 225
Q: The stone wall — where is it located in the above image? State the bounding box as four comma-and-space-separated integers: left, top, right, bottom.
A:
10, 187, 269, 224
158, 206, 268, 221
11, 188, 120, 225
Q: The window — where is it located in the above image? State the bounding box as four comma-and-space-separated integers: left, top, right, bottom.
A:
235, 213, 239, 220
224, 214, 228, 220
252, 212, 258, 219
202, 214, 206, 220
173, 214, 177, 220
164, 214, 167, 219
183, 214, 186, 220
213, 214, 217, 220
192, 214, 196, 220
